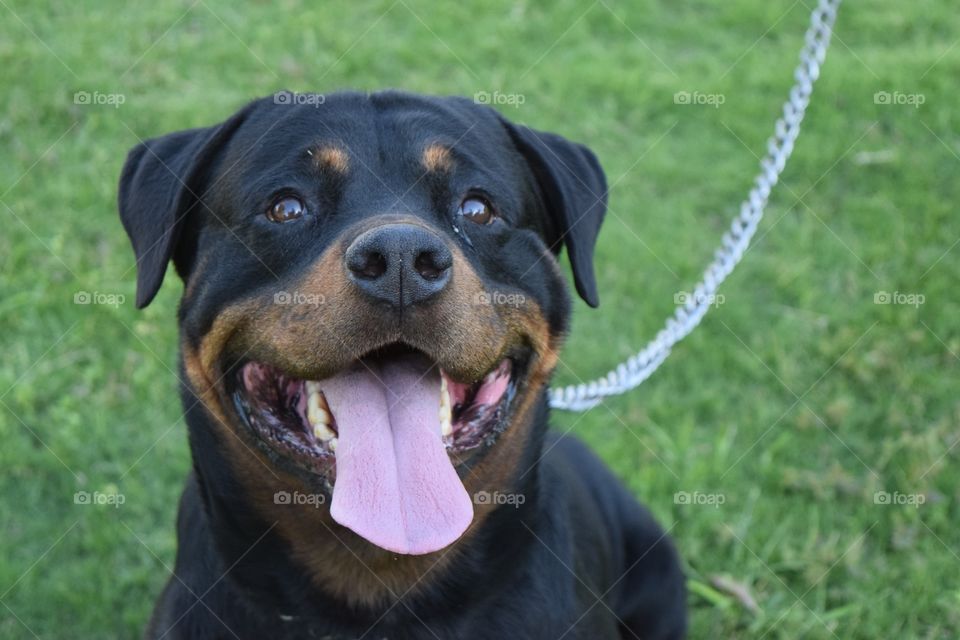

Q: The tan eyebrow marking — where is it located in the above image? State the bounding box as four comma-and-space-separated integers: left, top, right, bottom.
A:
309, 145, 349, 174
422, 144, 454, 173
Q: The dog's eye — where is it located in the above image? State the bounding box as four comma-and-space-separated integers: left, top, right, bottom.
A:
458, 197, 495, 225
267, 196, 306, 223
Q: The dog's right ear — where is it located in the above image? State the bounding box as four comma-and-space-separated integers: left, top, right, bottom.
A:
118, 108, 250, 308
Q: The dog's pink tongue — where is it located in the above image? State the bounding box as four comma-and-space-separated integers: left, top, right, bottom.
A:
321, 356, 473, 555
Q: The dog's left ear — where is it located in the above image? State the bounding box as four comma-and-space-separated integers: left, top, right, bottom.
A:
118, 107, 251, 308
500, 121, 608, 307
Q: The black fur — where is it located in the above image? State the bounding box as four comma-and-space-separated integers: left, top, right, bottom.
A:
119, 91, 686, 639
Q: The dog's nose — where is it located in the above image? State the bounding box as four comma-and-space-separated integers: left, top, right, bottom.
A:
345, 224, 453, 307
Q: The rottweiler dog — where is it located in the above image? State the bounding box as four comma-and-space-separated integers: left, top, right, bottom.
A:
119, 91, 686, 639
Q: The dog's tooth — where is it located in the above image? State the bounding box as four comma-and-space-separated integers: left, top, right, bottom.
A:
316, 388, 332, 413
307, 384, 332, 427
440, 375, 449, 411
303, 382, 337, 445
313, 403, 333, 426
439, 376, 453, 437
313, 421, 336, 442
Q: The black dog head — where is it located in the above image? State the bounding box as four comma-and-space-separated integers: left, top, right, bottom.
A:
118, 90, 607, 600
121, 92, 606, 311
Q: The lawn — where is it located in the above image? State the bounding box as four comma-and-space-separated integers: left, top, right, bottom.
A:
1, 0, 958, 637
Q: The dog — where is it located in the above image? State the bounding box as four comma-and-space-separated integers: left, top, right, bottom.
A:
118, 90, 686, 639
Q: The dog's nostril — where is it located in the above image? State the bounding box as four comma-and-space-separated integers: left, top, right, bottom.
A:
414, 251, 450, 281
350, 251, 387, 280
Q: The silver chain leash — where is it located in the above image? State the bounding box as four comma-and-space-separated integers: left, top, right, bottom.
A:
550, 0, 842, 411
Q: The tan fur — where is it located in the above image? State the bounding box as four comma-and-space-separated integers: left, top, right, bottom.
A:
421, 144, 454, 173
311, 144, 349, 173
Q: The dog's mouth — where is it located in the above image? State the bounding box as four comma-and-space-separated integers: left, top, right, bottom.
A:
233, 348, 518, 465
229, 344, 524, 555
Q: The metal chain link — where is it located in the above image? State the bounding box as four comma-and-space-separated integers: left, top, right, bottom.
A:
550, 0, 842, 411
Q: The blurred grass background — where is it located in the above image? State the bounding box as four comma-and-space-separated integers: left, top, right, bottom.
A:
1, 0, 958, 637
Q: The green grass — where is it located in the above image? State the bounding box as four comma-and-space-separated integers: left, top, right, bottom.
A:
1, 0, 958, 637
